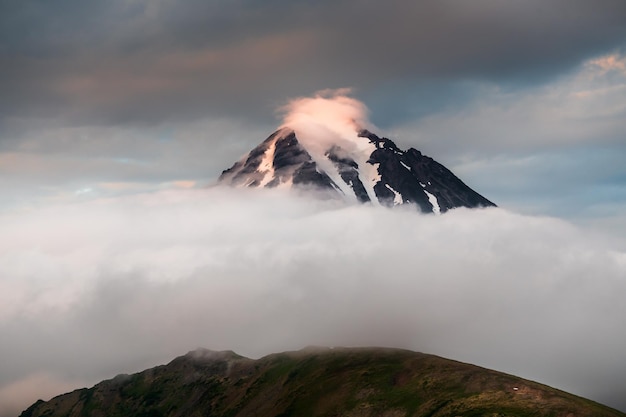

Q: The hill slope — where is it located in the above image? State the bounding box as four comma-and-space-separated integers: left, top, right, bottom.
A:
20, 347, 624, 417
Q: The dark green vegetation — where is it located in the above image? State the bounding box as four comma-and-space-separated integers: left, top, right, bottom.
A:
20, 347, 624, 417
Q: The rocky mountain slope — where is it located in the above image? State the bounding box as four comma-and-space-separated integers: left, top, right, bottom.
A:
21, 347, 624, 417
219, 127, 495, 214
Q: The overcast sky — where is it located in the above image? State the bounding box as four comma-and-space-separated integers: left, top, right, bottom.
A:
1, 1, 626, 416
1, 0, 625, 229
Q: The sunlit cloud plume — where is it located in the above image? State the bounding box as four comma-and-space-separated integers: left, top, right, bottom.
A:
278, 88, 375, 157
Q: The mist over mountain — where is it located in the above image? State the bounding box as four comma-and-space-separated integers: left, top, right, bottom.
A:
20, 347, 625, 417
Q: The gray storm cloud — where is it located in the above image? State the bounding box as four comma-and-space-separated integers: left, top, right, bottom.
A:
1, 0, 625, 125
1, 188, 625, 416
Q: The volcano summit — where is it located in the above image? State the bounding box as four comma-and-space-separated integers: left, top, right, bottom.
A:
219, 128, 495, 213
219, 93, 495, 213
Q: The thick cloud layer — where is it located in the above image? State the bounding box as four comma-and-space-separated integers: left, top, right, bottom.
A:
1, 188, 625, 415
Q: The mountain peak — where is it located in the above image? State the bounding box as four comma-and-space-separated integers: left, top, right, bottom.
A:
219, 126, 495, 213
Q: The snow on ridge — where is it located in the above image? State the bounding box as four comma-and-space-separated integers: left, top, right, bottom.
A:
258, 139, 277, 187
424, 190, 440, 214
285, 122, 383, 204
277, 177, 293, 189
385, 184, 403, 206
351, 133, 380, 205
312, 148, 357, 202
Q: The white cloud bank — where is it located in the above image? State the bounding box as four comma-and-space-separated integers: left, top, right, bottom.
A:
1, 188, 626, 415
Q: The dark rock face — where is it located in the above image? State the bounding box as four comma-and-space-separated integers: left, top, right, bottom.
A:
359, 130, 496, 213
219, 127, 496, 213
220, 128, 339, 191
218, 132, 273, 188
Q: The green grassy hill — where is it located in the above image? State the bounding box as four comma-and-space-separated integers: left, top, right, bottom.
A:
20, 347, 625, 417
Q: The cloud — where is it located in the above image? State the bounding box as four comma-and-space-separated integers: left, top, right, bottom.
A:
2, 0, 625, 126
0, 116, 272, 210
588, 53, 626, 75
386, 52, 626, 225
279, 89, 375, 158
394, 52, 626, 156
0, 374, 84, 417
1, 188, 625, 415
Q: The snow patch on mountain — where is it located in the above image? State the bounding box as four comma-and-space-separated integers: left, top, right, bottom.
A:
385, 184, 403, 205
258, 140, 277, 187
424, 190, 441, 215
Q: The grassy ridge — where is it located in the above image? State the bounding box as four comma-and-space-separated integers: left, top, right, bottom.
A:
20, 347, 625, 417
